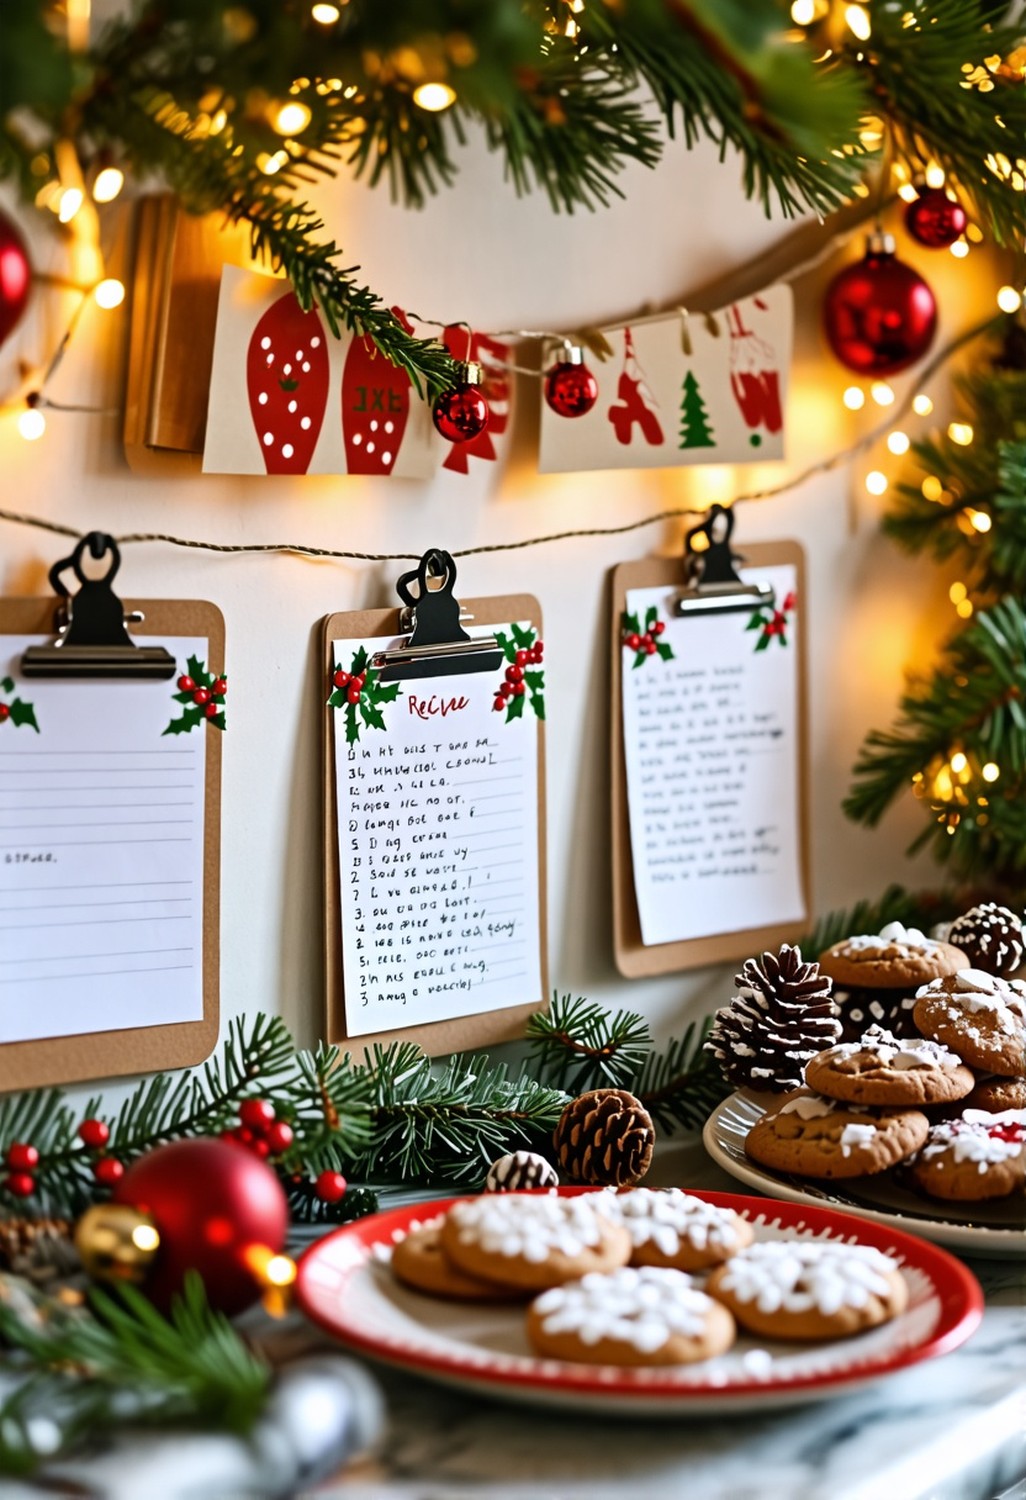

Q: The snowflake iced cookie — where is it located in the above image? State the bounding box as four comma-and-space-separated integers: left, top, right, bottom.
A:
526, 1266, 736, 1367
616, 1188, 753, 1272
909, 1111, 1026, 1202
744, 1090, 928, 1179
705, 1240, 908, 1341
913, 970, 1026, 1078
804, 1025, 975, 1108
391, 1221, 528, 1302
818, 922, 967, 991
440, 1192, 631, 1291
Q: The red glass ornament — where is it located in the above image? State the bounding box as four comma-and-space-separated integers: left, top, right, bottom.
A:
433, 361, 489, 444
544, 350, 599, 418
315, 1169, 347, 1203
5, 1172, 35, 1198
904, 189, 967, 250
6, 1142, 39, 1171
0, 209, 31, 350
115, 1138, 289, 1315
823, 235, 937, 377
78, 1118, 110, 1149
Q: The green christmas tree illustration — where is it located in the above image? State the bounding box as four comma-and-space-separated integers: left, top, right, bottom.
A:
679, 370, 716, 449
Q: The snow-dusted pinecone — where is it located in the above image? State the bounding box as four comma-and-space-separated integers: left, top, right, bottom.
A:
948, 903, 1024, 978
707, 944, 841, 1093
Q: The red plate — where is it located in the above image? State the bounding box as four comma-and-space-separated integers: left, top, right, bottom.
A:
296, 1188, 983, 1417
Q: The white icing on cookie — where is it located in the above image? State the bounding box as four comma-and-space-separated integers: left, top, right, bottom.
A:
716, 1240, 899, 1317
778, 1094, 837, 1119
616, 1188, 744, 1256
839, 1122, 878, 1157
533, 1266, 712, 1352
448, 1193, 610, 1263
840, 921, 936, 958
816, 1024, 963, 1072
920, 1117, 1026, 1170
962, 1108, 1026, 1129
916, 972, 1026, 1035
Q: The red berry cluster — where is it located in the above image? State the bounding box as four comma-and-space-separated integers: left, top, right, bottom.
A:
333, 667, 367, 705
178, 672, 228, 721
4, 1117, 123, 1197
221, 1097, 295, 1159
623, 620, 666, 656
0, 704, 9, 723
494, 639, 543, 713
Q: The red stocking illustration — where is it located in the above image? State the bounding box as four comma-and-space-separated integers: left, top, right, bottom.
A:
440, 326, 510, 474
728, 299, 782, 448
606, 327, 664, 447
246, 293, 329, 474
342, 306, 412, 475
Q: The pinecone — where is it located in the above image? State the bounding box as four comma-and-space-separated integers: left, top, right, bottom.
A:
552, 1089, 655, 1187
0, 1215, 85, 1294
707, 944, 841, 1094
947, 903, 1024, 978
484, 1151, 559, 1192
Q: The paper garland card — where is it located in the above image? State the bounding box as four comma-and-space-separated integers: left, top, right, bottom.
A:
540, 286, 792, 473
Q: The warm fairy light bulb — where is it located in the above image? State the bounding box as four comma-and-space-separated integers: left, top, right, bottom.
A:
870, 381, 894, 407
982, 762, 1001, 783
845, 4, 871, 40
94, 277, 125, 309
92, 166, 124, 203
58, 187, 84, 222
950, 239, 970, 258
257, 150, 288, 174
131, 1223, 160, 1252
272, 101, 312, 135
924, 162, 946, 189
264, 1253, 297, 1288
949, 751, 968, 774
887, 431, 910, 455
948, 422, 974, 445
971, 510, 992, 532
922, 476, 943, 501
412, 82, 457, 111
842, 385, 865, 410
997, 285, 1023, 313
18, 407, 46, 441
790, 0, 816, 21
956, 598, 974, 619
912, 393, 933, 416
865, 470, 888, 495
311, 2, 340, 20
897, 183, 920, 203
949, 581, 967, 604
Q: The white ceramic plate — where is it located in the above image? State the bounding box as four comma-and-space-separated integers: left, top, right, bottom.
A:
297, 1188, 982, 1417
703, 1091, 1026, 1259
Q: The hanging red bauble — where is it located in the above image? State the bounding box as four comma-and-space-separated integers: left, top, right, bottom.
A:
114, 1138, 289, 1316
433, 360, 489, 443
0, 209, 31, 350
822, 234, 937, 377
904, 189, 968, 250
544, 346, 599, 418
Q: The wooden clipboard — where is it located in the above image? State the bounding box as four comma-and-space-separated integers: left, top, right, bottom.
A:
322, 591, 548, 1058
611, 540, 810, 978
0, 596, 223, 1090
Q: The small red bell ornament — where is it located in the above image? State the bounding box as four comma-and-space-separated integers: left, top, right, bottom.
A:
544, 345, 599, 418
822, 233, 937, 378
432, 360, 489, 444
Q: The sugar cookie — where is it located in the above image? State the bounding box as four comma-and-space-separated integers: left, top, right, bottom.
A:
706, 1239, 908, 1341
616, 1188, 753, 1271
441, 1191, 631, 1291
390, 1221, 525, 1301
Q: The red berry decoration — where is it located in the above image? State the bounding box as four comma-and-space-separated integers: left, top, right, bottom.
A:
493, 696, 506, 712
904, 188, 968, 250
212, 678, 227, 696
545, 348, 599, 419
315, 1169, 347, 1203
347, 685, 361, 704
94, 1157, 125, 1186
250, 1138, 271, 1159
264, 1120, 294, 1155
823, 233, 937, 377
247, 292, 330, 475
4, 1172, 35, 1198
645, 639, 658, 655
239, 1098, 276, 1133
205, 702, 219, 719
333, 669, 350, 689
515, 649, 530, 667
6, 1142, 39, 1171
626, 633, 641, 650
433, 362, 490, 444
177, 675, 195, 693
193, 688, 211, 706
77, 1122, 109, 1152
115, 1139, 289, 1316
0, 704, 9, 723
512, 682, 526, 696
653, 621, 666, 636
0, 207, 32, 351
505, 665, 523, 684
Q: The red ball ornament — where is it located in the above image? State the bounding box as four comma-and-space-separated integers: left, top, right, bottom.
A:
0, 209, 31, 350
114, 1138, 289, 1316
433, 361, 489, 444
315, 1169, 347, 1203
544, 347, 599, 418
904, 188, 968, 250
823, 234, 937, 377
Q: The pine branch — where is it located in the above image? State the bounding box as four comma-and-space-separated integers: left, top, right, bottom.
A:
632, 1018, 730, 1133
794, 885, 953, 956
526, 993, 653, 1093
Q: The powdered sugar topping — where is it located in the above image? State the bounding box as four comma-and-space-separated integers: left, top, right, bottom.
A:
778, 1094, 838, 1119
716, 1240, 899, 1317
839, 921, 937, 959
533, 1266, 713, 1352
815, 1024, 963, 1072
916, 971, 1026, 1034
920, 1115, 1026, 1170
616, 1188, 745, 1256
448, 1193, 612, 1263
839, 1122, 879, 1158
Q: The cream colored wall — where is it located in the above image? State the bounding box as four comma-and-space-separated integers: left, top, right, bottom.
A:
0, 130, 993, 1104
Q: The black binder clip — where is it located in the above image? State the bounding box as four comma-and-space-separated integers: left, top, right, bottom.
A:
372, 548, 503, 682
675, 504, 775, 617
20, 532, 177, 679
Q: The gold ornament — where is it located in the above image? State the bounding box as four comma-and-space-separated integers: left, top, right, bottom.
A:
74, 1203, 160, 1284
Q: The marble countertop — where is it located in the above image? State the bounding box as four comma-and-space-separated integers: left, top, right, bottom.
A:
314, 1140, 1026, 1500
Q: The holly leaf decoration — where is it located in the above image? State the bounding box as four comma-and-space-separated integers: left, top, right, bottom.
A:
778, 631, 788, 647
206, 711, 226, 731
1, 677, 13, 693
495, 630, 516, 664
511, 623, 534, 649
645, 605, 658, 630
746, 610, 766, 632
529, 691, 545, 721
351, 646, 370, 676
187, 655, 213, 688
754, 631, 772, 653
327, 688, 348, 708
505, 692, 526, 721
620, 611, 640, 637
345, 702, 359, 743
360, 701, 386, 731
633, 650, 647, 670
372, 681, 401, 705
163, 705, 205, 736
524, 671, 544, 692
8, 699, 39, 732
656, 642, 675, 662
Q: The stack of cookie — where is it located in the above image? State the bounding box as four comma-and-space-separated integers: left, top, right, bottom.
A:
817, 921, 969, 1041
387, 1187, 909, 1367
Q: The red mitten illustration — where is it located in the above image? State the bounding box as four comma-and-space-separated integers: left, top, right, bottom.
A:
441, 326, 510, 474
342, 307, 412, 474
728, 302, 782, 437
606, 327, 664, 447
247, 293, 329, 474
